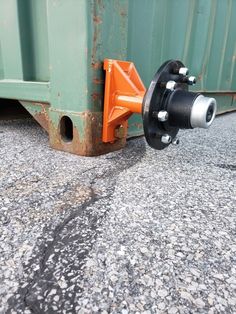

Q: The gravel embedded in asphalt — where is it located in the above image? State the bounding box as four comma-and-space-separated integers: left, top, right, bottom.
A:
0, 113, 236, 313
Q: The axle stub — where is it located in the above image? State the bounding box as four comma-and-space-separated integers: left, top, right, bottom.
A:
142, 60, 216, 150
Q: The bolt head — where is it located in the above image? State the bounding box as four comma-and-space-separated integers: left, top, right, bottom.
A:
166, 80, 176, 91
188, 76, 196, 85
161, 134, 172, 144
157, 110, 169, 122
172, 137, 180, 145
115, 125, 125, 139
179, 67, 189, 76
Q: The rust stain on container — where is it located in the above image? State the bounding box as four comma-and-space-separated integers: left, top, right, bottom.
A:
135, 123, 142, 129
33, 104, 50, 131
34, 112, 49, 131
91, 62, 102, 70
129, 122, 143, 129
91, 1, 102, 63
120, 10, 127, 17
19, 101, 50, 132
93, 78, 104, 85
198, 74, 203, 81
93, 15, 102, 24
92, 92, 102, 101
49, 111, 126, 156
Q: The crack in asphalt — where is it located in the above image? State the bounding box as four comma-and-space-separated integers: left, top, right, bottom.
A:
6, 139, 146, 313
217, 164, 236, 171
23, 189, 97, 314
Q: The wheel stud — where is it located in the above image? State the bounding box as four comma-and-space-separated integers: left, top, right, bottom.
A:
166, 80, 176, 91
179, 67, 189, 75
161, 134, 172, 144
187, 76, 196, 85
154, 110, 169, 122
172, 137, 180, 145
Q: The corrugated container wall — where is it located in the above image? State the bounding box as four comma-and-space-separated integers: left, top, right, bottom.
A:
127, 0, 236, 131
0, 0, 235, 156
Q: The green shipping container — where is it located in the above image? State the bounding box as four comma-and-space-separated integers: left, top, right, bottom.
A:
0, 0, 235, 156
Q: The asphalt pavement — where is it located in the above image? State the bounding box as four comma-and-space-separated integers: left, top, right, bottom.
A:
0, 112, 236, 314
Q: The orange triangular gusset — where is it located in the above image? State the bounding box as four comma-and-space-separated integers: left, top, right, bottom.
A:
102, 59, 146, 143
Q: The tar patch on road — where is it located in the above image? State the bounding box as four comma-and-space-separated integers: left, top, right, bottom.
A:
6, 139, 146, 313
217, 164, 236, 171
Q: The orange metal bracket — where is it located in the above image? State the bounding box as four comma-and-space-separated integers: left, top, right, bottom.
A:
102, 59, 146, 143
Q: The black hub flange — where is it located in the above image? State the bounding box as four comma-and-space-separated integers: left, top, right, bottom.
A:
142, 59, 197, 150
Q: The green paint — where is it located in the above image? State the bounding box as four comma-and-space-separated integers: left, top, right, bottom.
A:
231, 96, 236, 111
87, 0, 129, 112
0, 42, 4, 79
47, 0, 89, 112
20, 101, 49, 116
17, 0, 50, 81
127, 0, 236, 94
0, 81, 50, 102
0, 0, 24, 79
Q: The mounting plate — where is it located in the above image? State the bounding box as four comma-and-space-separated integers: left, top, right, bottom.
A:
142, 60, 188, 150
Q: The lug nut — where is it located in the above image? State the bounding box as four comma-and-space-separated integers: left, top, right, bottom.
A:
161, 134, 172, 144
179, 67, 189, 76
188, 76, 196, 85
172, 137, 180, 145
157, 110, 168, 122
166, 80, 176, 91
